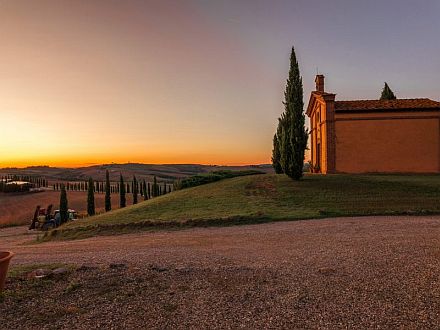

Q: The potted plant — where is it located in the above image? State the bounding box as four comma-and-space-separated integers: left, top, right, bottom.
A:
0, 251, 14, 292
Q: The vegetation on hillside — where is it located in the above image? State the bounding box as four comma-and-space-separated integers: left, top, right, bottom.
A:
44, 174, 440, 240
174, 170, 264, 190
0, 163, 273, 183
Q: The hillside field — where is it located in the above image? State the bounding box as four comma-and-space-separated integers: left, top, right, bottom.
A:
0, 191, 134, 227
47, 173, 440, 240
0, 163, 273, 182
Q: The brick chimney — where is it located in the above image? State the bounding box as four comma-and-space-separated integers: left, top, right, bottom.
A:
315, 75, 325, 92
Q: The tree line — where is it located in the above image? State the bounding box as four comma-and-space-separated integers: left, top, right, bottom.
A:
52, 179, 171, 197
0, 175, 48, 193
57, 170, 172, 221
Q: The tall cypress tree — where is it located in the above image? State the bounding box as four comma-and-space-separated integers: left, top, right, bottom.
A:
59, 184, 68, 224
119, 174, 126, 208
133, 175, 138, 204
87, 177, 95, 216
143, 179, 148, 200
278, 46, 307, 180
105, 170, 111, 212
152, 176, 158, 197
380, 82, 397, 100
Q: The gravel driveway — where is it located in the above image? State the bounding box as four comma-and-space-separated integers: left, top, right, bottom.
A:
2, 216, 440, 329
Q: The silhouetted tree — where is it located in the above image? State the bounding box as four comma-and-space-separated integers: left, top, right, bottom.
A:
119, 174, 126, 208
105, 170, 111, 212
152, 176, 159, 197
59, 184, 68, 224
87, 177, 95, 216
143, 179, 148, 200
133, 176, 138, 204
380, 82, 397, 100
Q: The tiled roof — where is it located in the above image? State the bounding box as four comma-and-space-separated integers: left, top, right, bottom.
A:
335, 98, 440, 111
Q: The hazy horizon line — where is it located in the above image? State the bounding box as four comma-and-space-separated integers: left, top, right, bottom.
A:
0, 162, 273, 170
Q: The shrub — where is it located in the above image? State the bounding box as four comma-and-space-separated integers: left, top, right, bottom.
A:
174, 170, 264, 190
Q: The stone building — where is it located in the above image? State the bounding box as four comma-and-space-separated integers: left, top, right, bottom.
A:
306, 75, 440, 173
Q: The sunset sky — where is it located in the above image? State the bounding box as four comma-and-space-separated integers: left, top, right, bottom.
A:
1, 0, 439, 167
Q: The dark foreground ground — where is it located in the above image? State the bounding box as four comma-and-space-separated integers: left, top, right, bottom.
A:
2, 216, 440, 329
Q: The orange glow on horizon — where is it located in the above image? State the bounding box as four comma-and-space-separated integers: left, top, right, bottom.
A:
0, 156, 273, 169
1, 148, 310, 168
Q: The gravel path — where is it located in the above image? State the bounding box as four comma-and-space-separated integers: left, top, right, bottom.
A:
2, 216, 440, 328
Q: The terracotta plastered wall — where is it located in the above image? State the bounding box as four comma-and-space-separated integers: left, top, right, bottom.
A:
309, 96, 337, 174
318, 103, 327, 173
324, 97, 336, 173
334, 113, 440, 173
310, 102, 326, 172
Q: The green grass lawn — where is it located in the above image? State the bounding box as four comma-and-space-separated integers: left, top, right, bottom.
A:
45, 173, 440, 240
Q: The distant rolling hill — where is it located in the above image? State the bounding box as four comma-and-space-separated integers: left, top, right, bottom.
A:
0, 163, 274, 182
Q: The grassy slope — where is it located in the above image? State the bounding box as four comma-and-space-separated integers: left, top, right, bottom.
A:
47, 174, 440, 240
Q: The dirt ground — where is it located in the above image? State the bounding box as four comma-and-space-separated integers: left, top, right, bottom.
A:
2, 216, 440, 329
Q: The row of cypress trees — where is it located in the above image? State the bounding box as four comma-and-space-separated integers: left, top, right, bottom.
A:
53, 181, 132, 193
87, 171, 169, 216
272, 47, 308, 180
52, 178, 170, 195
58, 170, 171, 219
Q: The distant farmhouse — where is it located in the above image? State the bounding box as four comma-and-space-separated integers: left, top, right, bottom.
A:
307, 75, 440, 173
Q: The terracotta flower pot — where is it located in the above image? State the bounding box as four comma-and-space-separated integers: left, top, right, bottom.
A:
0, 251, 14, 292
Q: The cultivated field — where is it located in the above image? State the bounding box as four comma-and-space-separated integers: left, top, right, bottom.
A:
49, 173, 440, 240
0, 191, 134, 227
